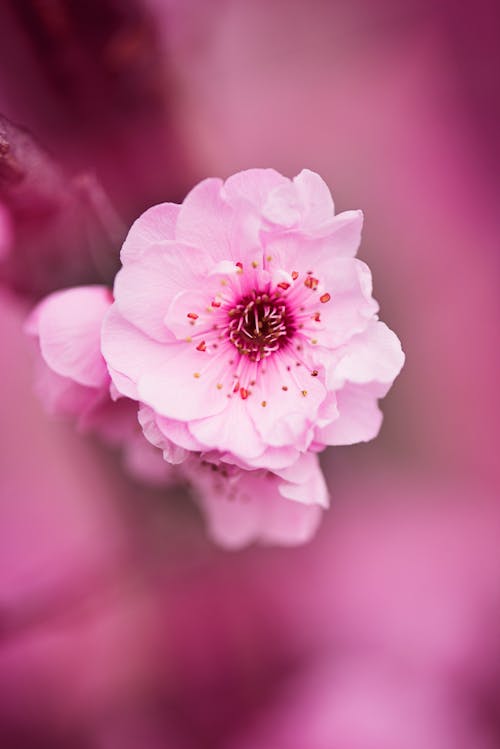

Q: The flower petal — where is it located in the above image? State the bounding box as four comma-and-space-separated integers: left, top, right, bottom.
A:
331, 320, 405, 395
176, 177, 259, 263
137, 344, 231, 422
121, 202, 181, 263
315, 383, 383, 446
246, 352, 327, 448
189, 397, 265, 459
114, 241, 210, 341
28, 286, 111, 388
275, 452, 329, 507
101, 306, 171, 400
192, 463, 323, 549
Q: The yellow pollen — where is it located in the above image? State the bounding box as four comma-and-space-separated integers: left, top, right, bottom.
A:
266, 255, 272, 262
221, 279, 227, 286
311, 339, 318, 345
193, 372, 201, 378
261, 400, 267, 407
301, 390, 308, 397
185, 336, 192, 342
216, 383, 223, 389
251, 260, 259, 268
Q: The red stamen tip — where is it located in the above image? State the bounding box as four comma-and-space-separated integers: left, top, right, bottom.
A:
304, 276, 319, 290
277, 281, 290, 291
187, 312, 199, 320
291, 271, 299, 281
240, 387, 249, 400
320, 293, 331, 303
196, 340, 207, 352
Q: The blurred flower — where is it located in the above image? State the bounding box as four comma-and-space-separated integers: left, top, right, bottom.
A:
102, 168, 404, 479
25, 284, 173, 487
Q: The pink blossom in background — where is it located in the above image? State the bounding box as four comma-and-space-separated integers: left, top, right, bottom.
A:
102, 168, 404, 474
25, 284, 174, 487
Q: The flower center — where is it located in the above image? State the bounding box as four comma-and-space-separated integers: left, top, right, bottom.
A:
227, 290, 295, 362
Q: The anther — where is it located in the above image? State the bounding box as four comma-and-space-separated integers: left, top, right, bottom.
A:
196, 341, 207, 352
304, 276, 319, 290
240, 387, 249, 400
320, 293, 331, 303
291, 271, 299, 280
187, 312, 198, 320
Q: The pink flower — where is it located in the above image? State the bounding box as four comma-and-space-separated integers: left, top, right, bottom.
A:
190, 453, 328, 549
102, 169, 404, 475
25, 285, 173, 486
140, 404, 328, 548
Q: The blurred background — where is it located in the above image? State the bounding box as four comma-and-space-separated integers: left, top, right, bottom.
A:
0, 1, 499, 747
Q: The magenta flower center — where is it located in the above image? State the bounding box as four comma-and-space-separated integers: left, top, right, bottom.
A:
227, 290, 295, 362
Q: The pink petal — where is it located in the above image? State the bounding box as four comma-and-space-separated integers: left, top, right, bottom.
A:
137, 344, 230, 422
246, 352, 327, 448
175, 177, 258, 263
332, 320, 405, 395
152, 413, 206, 453
275, 452, 329, 508
293, 168, 335, 229
222, 168, 288, 210
314, 258, 379, 347
120, 202, 180, 263
189, 397, 266, 459
28, 286, 111, 388
315, 383, 383, 446
101, 306, 171, 400
192, 464, 323, 549
114, 241, 210, 342
137, 405, 189, 464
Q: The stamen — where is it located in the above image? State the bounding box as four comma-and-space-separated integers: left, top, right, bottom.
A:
187, 312, 198, 320
226, 288, 295, 362
304, 276, 319, 290
320, 293, 331, 303
291, 271, 299, 280
196, 341, 207, 352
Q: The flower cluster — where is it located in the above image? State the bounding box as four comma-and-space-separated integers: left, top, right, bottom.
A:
26, 169, 404, 547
